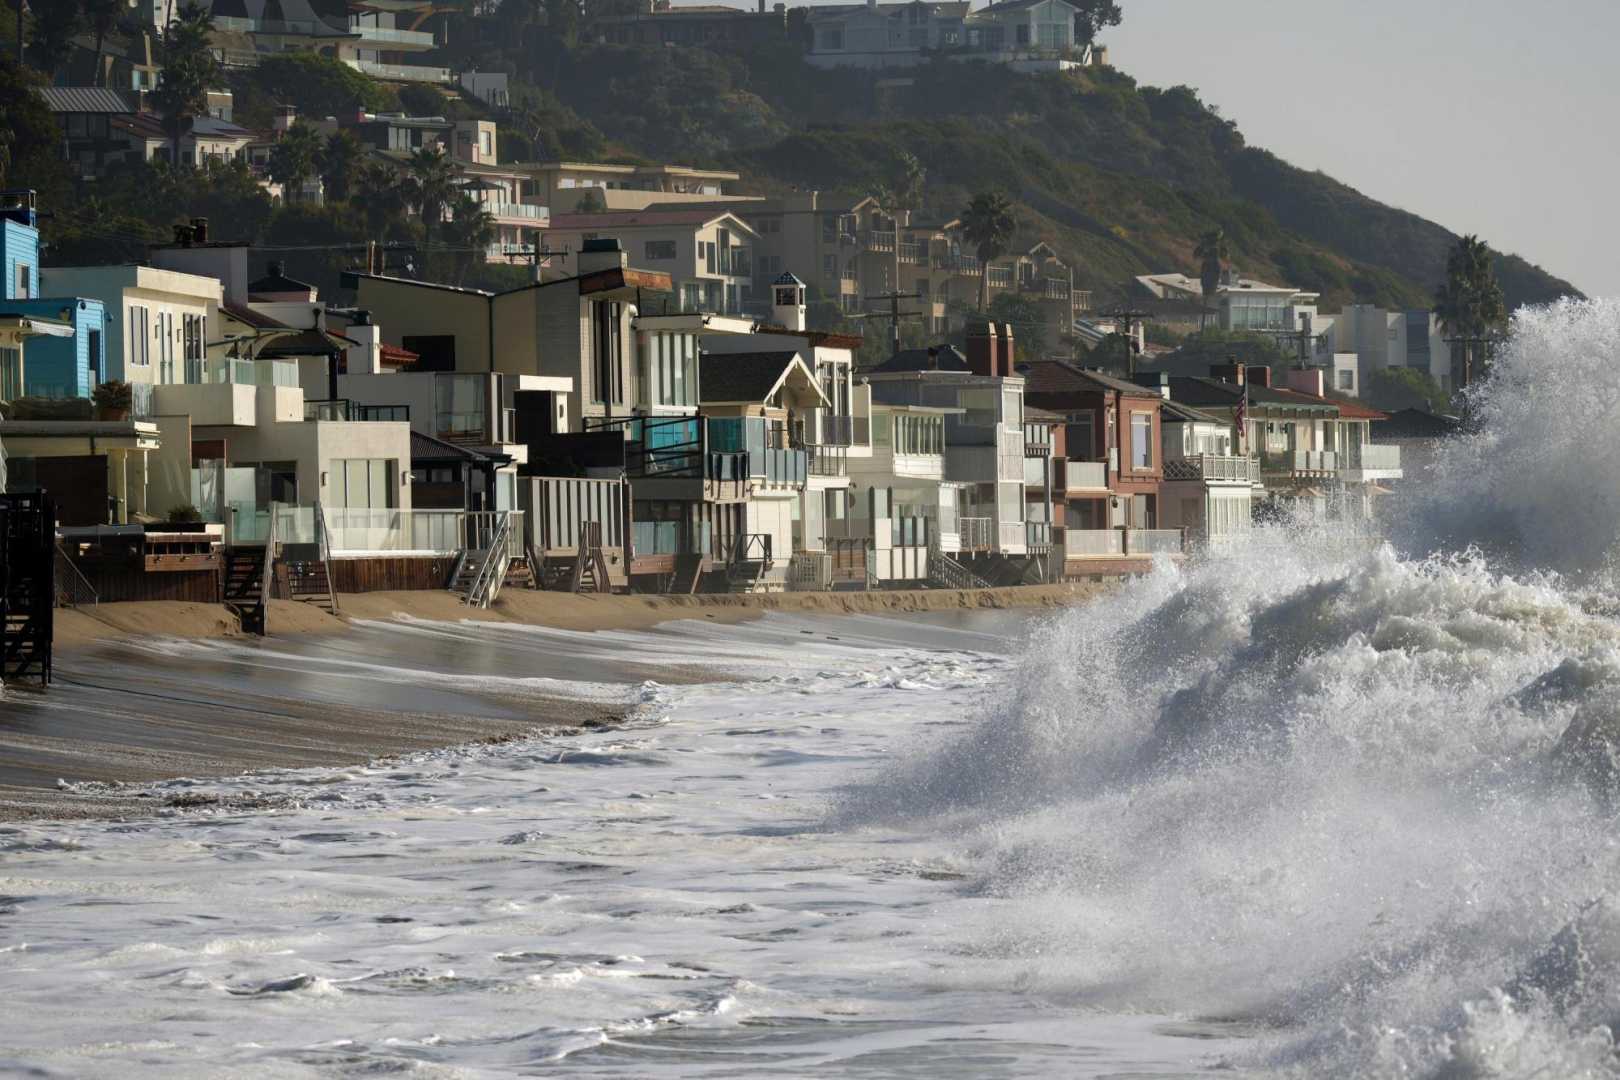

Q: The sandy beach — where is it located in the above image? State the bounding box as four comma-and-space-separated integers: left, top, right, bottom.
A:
2, 583, 1105, 822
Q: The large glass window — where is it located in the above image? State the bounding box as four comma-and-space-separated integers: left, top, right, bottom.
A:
330, 458, 396, 508
644, 331, 698, 408
435, 373, 488, 440
1130, 412, 1152, 470
590, 301, 623, 405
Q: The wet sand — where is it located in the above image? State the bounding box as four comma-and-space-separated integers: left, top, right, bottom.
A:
4, 585, 1093, 821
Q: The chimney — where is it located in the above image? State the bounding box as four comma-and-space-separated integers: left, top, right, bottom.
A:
1284, 368, 1324, 397
190, 217, 208, 244
345, 312, 382, 376
997, 321, 1016, 377
577, 237, 627, 276
1209, 361, 1244, 386
1245, 364, 1272, 388
965, 321, 999, 378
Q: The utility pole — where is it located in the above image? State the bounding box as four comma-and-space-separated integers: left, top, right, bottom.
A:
1096, 307, 1152, 376
856, 289, 927, 360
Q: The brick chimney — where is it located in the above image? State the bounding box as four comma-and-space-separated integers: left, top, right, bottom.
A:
997, 321, 1016, 377
1284, 368, 1324, 397
1245, 364, 1272, 388
965, 321, 999, 378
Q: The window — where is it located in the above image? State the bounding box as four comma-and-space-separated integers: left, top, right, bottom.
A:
1337, 369, 1355, 390
590, 300, 623, 405
88, 328, 101, 383
1015, 23, 1030, 45
128, 304, 150, 368
1130, 412, 1152, 470
14, 263, 30, 299
182, 313, 205, 383
643, 331, 698, 408
644, 240, 677, 260
0, 346, 20, 402
330, 458, 396, 509
823, 254, 837, 278
435, 373, 489, 440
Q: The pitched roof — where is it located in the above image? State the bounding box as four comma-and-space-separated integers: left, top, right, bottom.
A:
1268, 387, 1385, 418
379, 342, 418, 366
548, 209, 759, 234
410, 429, 489, 463
1164, 375, 1340, 412
248, 262, 316, 296
221, 302, 289, 329
869, 344, 970, 373
1159, 399, 1226, 425
1371, 406, 1463, 439
1021, 359, 1163, 399
699, 351, 823, 405
38, 87, 133, 113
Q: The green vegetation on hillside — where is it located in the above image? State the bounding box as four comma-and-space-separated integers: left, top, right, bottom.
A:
4, 0, 1581, 321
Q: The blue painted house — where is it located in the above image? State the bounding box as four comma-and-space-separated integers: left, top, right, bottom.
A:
0, 190, 107, 399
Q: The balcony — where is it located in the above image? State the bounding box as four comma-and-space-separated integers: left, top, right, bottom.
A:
936, 254, 982, 276
808, 444, 848, 478
1064, 529, 1123, 558
1163, 454, 1258, 484
959, 516, 993, 552
1019, 276, 1072, 301
1342, 442, 1403, 481
1126, 529, 1185, 556
1064, 460, 1109, 492
986, 266, 1013, 289
305, 399, 409, 422
865, 229, 897, 252
351, 23, 436, 49
345, 58, 452, 84
485, 202, 549, 222
999, 520, 1027, 553
898, 241, 924, 265
1026, 520, 1052, 549
1262, 450, 1339, 477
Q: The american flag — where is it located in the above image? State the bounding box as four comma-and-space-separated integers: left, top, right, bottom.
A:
1234, 388, 1248, 453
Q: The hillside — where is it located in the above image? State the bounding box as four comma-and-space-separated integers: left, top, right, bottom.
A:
515, 39, 1577, 311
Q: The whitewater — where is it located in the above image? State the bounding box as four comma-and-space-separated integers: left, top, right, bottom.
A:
5, 298, 1620, 1077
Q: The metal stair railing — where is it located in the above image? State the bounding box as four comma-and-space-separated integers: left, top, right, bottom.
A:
312, 500, 340, 615
54, 542, 98, 608
927, 534, 990, 591
465, 511, 513, 608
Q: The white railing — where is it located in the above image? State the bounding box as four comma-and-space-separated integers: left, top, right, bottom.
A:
351, 24, 435, 47
1065, 460, 1108, 490
1126, 529, 1184, 555
322, 508, 524, 556
998, 445, 1025, 482
346, 59, 452, 83
486, 202, 548, 221
1264, 450, 1339, 474
1164, 454, 1257, 483
1065, 529, 1123, 557
1350, 443, 1401, 471
959, 516, 992, 551
998, 521, 1026, 550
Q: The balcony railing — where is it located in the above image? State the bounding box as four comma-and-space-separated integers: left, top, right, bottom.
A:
204, 355, 298, 387
305, 508, 524, 557
1064, 460, 1109, 490
1065, 529, 1123, 557
485, 202, 548, 221
1347, 443, 1401, 471
998, 521, 1025, 550
936, 254, 981, 276
345, 58, 452, 83
1026, 520, 1051, 548
1126, 529, 1185, 556
305, 399, 410, 422
351, 23, 436, 47
1262, 450, 1339, 475
866, 229, 896, 252
808, 444, 848, 478
1163, 454, 1258, 483
959, 516, 993, 552
986, 266, 1013, 289
898, 241, 923, 264
632, 520, 706, 557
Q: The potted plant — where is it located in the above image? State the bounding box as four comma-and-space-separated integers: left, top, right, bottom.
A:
93, 380, 133, 421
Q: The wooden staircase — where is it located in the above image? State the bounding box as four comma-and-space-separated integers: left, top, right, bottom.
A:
279, 502, 339, 616
668, 553, 704, 595
0, 493, 56, 687
223, 546, 269, 636
928, 541, 991, 591
724, 533, 773, 594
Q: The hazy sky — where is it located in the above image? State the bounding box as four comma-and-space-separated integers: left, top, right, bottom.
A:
1103, 0, 1619, 299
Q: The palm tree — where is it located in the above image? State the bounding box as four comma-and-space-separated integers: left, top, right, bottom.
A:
958, 190, 1016, 314
1193, 227, 1229, 330
152, 2, 218, 168
1434, 234, 1507, 391
357, 162, 409, 266
319, 129, 364, 204
443, 195, 496, 284
83, 0, 126, 87
872, 151, 926, 331
267, 121, 322, 203
401, 145, 458, 256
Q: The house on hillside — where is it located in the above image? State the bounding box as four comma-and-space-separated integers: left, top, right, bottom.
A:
804, 0, 1110, 70
541, 210, 759, 315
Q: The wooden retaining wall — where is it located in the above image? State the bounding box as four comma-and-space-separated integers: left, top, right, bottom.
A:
76, 563, 222, 603
329, 555, 456, 593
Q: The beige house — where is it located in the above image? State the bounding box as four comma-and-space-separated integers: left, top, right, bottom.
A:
541, 210, 760, 316
518, 162, 752, 214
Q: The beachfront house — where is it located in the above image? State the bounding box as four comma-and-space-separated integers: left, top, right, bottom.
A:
1155, 393, 1257, 550
1021, 357, 1180, 576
